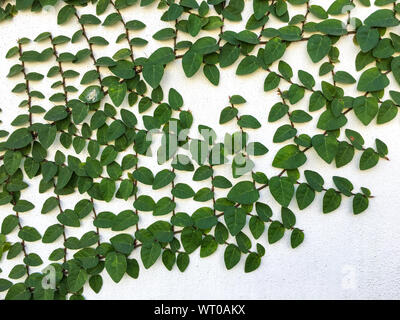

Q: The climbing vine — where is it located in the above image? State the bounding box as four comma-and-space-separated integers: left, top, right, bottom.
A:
0, 0, 399, 299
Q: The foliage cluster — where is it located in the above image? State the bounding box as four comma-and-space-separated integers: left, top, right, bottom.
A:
0, 0, 399, 299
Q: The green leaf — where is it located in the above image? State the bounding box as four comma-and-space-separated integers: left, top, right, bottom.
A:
290, 110, 312, 123
357, 67, 389, 92
153, 28, 176, 40
153, 169, 176, 190
181, 227, 202, 253
57, 210, 80, 227
4, 151, 22, 175
105, 252, 127, 283
316, 19, 347, 36
26, 255, 50, 274
191, 207, 217, 229
193, 166, 213, 181
109, 60, 135, 79
0, 279, 12, 292
18, 226, 41, 242
5, 128, 33, 149
94, 211, 116, 228
353, 194, 369, 215
162, 250, 175, 270
112, 210, 139, 231
268, 221, 285, 244
353, 96, 378, 125
281, 207, 296, 229
332, 176, 354, 197
188, 14, 202, 36
5, 283, 31, 300
96, 0, 109, 14
1, 215, 19, 235
298, 70, 315, 89
110, 234, 135, 255
237, 115, 261, 129
57, 5, 76, 25
219, 43, 240, 68
236, 55, 259, 75
356, 26, 380, 52
323, 189, 342, 213
203, 64, 220, 86
143, 63, 164, 89
42, 224, 64, 243
108, 83, 127, 107
249, 216, 265, 239
312, 134, 339, 164
126, 20, 146, 30
376, 138, 388, 158
227, 181, 259, 205
307, 34, 332, 63
133, 167, 154, 185
264, 38, 286, 65
335, 142, 355, 168
107, 120, 126, 141
161, 3, 183, 21
264, 72, 281, 91
244, 253, 261, 273
172, 183, 195, 199
334, 71, 356, 84
89, 275, 103, 294
13, 200, 34, 212
134, 195, 155, 211
67, 267, 88, 293
224, 244, 241, 270
272, 145, 307, 169
212, 176, 232, 189
247, 142, 269, 156
360, 148, 379, 170
377, 100, 398, 124
224, 207, 247, 236
182, 50, 202, 77
296, 183, 315, 210
269, 102, 289, 122
391, 56, 400, 86
9, 265, 26, 279
291, 228, 304, 248
317, 110, 347, 131
177, 252, 190, 272
364, 9, 400, 27
310, 4, 328, 19
79, 85, 104, 103
269, 176, 294, 207
200, 235, 218, 258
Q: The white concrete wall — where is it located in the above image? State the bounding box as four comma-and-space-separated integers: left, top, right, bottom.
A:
0, 1, 400, 299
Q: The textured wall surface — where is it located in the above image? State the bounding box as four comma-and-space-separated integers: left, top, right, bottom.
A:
1, 1, 400, 300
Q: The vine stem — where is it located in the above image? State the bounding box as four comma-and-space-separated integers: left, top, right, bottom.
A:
133, 150, 139, 242
217, 2, 225, 45
258, 0, 275, 40
13, 209, 30, 278
300, 1, 310, 36
7, 172, 32, 290
277, 88, 294, 128
49, 34, 73, 264
171, 167, 176, 234
49, 35, 68, 107
210, 165, 216, 215
267, 67, 315, 93
17, 41, 33, 129
90, 197, 101, 247
54, 184, 68, 263
110, 0, 135, 61
74, 11, 103, 92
